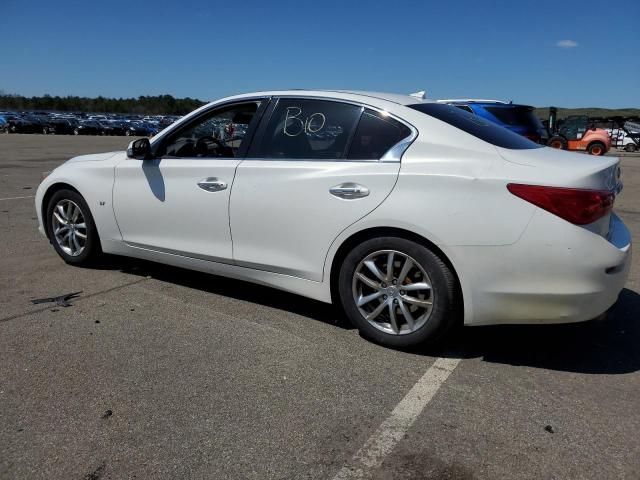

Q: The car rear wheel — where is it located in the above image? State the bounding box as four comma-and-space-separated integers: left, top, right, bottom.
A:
73, 128, 79, 135
339, 237, 458, 348
588, 141, 606, 156
548, 136, 567, 150
46, 189, 101, 265
625, 143, 637, 153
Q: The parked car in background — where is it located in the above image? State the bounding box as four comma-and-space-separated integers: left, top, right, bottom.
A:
35, 90, 630, 349
437, 99, 549, 144
73, 120, 103, 135
99, 120, 127, 136
45, 118, 79, 135
159, 116, 180, 129
6, 115, 45, 134
0, 111, 182, 136
124, 121, 158, 136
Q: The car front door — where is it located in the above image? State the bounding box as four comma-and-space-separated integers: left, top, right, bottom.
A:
113, 100, 265, 263
230, 98, 414, 281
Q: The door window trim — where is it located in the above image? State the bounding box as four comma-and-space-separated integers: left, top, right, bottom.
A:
244, 96, 417, 163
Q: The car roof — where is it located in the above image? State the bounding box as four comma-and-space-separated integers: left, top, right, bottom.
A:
214, 90, 435, 107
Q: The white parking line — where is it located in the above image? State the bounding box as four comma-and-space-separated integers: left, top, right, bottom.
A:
0, 195, 35, 201
332, 356, 461, 480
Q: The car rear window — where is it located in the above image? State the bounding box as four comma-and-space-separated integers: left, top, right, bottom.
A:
484, 105, 544, 129
347, 109, 412, 160
408, 103, 543, 150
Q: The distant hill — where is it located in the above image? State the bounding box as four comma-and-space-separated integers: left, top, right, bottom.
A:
534, 107, 640, 120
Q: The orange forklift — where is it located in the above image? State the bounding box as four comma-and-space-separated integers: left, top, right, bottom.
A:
546, 107, 611, 156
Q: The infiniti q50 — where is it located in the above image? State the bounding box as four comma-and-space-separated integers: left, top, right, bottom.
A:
35, 90, 631, 347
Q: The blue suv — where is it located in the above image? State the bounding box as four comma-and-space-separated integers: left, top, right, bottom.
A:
438, 99, 549, 144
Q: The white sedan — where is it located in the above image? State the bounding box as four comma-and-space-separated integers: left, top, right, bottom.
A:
35, 90, 632, 348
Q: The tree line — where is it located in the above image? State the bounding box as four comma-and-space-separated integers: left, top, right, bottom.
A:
0, 93, 207, 115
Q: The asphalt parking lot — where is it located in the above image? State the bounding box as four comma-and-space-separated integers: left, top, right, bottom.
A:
1, 135, 639, 480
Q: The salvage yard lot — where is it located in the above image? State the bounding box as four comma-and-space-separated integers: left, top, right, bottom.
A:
1, 135, 639, 479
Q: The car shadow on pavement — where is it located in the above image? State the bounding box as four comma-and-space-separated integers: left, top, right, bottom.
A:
435, 288, 640, 375
94, 255, 351, 330
90, 256, 639, 374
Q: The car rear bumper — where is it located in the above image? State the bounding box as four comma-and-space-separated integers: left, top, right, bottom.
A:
453, 212, 632, 325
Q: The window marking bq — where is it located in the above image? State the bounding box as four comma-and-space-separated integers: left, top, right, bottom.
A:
284, 107, 326, 137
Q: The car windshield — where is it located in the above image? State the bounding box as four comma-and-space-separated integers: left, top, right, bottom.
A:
408, 103, 543, 149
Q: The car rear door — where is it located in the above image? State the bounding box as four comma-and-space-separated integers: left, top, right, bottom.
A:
113, 100, 266, 263
230, 97, 415, 281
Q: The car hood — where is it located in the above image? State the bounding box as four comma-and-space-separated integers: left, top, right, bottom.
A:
66, 151, 121, 164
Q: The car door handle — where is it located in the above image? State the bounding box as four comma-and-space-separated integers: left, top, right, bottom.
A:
197, 177, 227, 192
329, 182, 370, 199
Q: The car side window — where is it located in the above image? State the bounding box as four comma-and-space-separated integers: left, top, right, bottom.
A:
347, 109, 412, 160
161, 101, 261, 158
256, 99, 361, 160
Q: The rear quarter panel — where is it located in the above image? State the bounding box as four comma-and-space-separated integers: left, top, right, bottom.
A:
323, 137, 536, 325
363, 140, 536, 248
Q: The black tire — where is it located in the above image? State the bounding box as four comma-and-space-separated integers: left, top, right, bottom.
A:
587, 141, 606, 156
46, 189, 101, 265
338, 237, 458, 348
548, 136, 567, 150
625, 143, 637, 153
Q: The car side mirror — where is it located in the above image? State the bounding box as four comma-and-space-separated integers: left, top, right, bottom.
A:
127, 138, 152, 160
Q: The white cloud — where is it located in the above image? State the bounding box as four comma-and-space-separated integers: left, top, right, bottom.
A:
556, 40, 579, 48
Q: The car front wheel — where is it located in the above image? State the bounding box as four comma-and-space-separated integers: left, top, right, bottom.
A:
339, 237, 458, 348
46, 189, 101, 265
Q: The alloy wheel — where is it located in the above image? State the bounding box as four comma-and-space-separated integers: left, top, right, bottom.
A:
51, 199, 87, 257
352, 250, 434, 335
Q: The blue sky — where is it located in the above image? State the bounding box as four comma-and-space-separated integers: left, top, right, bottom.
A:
2, 0, 638, 107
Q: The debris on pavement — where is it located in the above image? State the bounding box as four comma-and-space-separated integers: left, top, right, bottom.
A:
31, 291, 83, 307
83, 461, 106, 480
101, 410, 113, 419
544, 425, 555, 434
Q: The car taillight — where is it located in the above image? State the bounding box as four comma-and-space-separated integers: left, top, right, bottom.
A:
507, 183, 614, 225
